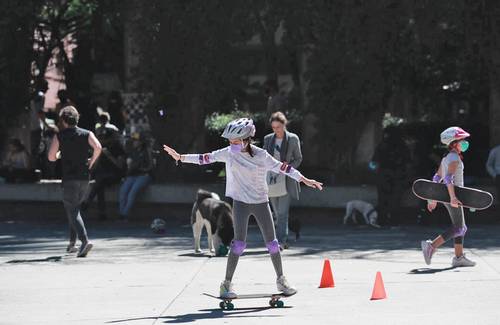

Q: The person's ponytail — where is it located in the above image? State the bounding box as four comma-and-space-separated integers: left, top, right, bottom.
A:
244, 137, 254, 157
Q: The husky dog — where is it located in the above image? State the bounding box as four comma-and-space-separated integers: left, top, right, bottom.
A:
343, 200, 380, 228
191, 189, 234, 256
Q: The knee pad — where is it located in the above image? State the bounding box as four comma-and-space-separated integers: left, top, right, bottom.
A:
266, 239, 280, 254
452, 225, 467, 238
230, 240, 246, 256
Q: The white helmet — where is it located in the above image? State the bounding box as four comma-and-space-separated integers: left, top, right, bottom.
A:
221, 118, 256, 140
440, 126, 470, 146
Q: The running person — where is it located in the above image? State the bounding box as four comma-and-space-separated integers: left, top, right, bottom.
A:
163, 118, 323, 298
421, 127, 476, 267
48, 106, 102, 257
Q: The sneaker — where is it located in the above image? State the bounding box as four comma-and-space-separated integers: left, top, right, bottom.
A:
220, 280, 237, 299
421, 240, 435, 265
77, 242, 93, 258
276, 275, 297, 296
452, 254, 476, 267
66, 243, 78, 253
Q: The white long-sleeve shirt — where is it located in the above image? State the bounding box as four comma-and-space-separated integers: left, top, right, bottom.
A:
183, 145, 303, 204
486, 145, 500, 178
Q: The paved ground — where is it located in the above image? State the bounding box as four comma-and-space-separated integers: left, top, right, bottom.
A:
1, 216, 500, 325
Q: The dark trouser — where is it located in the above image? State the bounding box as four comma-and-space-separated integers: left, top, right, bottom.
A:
440, 204, 466, 245
85, 175, 121, 218
270, 194, 291, 245
119, 175, 151, 218
63, 180, 90, 244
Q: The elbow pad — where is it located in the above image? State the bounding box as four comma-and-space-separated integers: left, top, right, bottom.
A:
432, 174, 442, 183
443, 174, 454, 185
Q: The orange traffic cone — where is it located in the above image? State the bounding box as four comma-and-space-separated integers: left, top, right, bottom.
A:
370, 271, 387, 300
319, 259, 335, 288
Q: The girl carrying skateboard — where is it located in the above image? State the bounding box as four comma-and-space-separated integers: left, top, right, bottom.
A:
163, 118, 323, 298
421, 126, 476, 267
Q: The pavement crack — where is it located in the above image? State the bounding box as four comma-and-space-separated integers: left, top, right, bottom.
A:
152, 257, 211, 325
468, 248, 500, 275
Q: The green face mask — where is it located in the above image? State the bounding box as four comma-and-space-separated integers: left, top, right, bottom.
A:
459, 140, 469, 152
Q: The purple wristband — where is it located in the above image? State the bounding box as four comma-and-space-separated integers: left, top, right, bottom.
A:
432, 174, 441, 183
443, 174, 454, 185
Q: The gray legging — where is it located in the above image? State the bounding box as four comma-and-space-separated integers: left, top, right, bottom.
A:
441, 203, 466, 244
225, 200, 283, 282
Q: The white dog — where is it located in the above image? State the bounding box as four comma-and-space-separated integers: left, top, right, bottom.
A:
343, 200, 380, 228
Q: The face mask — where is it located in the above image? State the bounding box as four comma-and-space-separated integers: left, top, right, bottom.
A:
459, 140, 469, 152
230, 143, 243, 153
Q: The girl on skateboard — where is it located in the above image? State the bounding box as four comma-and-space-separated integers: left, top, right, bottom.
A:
163, 118, 323, 298
421, 126, 476, 267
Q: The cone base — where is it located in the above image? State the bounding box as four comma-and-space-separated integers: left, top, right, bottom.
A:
370, 296, 386, 300
318, 284, 335, 288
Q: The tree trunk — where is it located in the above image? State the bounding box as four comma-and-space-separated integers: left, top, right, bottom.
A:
489, 71, 500, 147
488, 2, 500, 147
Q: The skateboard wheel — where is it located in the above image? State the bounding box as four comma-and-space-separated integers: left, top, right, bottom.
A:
276, 300, 284, 308
269, 300, 276, 307
219, 301, 225, 309
226, 302, 234, 310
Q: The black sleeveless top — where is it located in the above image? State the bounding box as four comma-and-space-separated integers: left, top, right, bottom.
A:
57, 127, 91, 180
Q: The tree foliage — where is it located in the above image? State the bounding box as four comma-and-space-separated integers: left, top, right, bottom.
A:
0, 0, 37, 127
3, 0, 500, 170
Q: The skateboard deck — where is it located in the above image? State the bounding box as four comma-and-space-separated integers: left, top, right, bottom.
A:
412, 179, 493, 210
203, 292, 295, 310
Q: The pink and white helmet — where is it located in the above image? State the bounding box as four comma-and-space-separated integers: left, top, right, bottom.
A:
440, 126, 470, 146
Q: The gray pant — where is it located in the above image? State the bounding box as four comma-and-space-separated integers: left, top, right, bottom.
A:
225, 200, 283, 281
62, 180, 90, 244
270, 194, 291, 244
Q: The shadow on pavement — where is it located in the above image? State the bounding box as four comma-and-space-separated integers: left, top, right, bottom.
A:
177, 253, 213, 258
6, 256, 63, 263
408, 267, 457, 274
107, 307, 285, 324
3, 219, 500, 261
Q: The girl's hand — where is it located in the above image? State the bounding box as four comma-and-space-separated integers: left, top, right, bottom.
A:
302, 177, 323, 190
450, 196, 462, 208
163, 144, 181, 161
427, 200, 437, 212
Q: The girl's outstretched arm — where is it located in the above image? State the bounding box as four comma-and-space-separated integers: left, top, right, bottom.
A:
265, 152, 323, 190
163, 145, 228, 165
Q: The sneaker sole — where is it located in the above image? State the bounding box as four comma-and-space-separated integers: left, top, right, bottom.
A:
280, 290, 298, 297
421, 241, 431, 265
452, 263, 476, 267
77, 243, 93, 258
